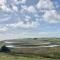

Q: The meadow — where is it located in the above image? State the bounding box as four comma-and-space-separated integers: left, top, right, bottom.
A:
0, 52, 60, 60
0, 38, 60, 60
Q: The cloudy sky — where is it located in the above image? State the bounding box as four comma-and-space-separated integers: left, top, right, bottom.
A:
0, 0, 60, 40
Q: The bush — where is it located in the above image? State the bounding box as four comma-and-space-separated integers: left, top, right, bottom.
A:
0, 45, 11, 52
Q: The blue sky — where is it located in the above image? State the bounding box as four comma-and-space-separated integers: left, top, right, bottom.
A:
0, 0, 60, 40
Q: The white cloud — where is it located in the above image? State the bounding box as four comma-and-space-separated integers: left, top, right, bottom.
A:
0, 0, 27, 12
43, 10, 60, 23
11, 4, 18, 12
0, 30, 60, 40
7, 20, 39, 28
25, 15, 31, 19
21, 5, 37, 13
14, 0, 26, 4
0, 0, 6, 10
0, 13, 11, 22
36, 0, 54, 10
0, 16, 11, 22
0, 0, 6, 7
27, 6, 36, 13
0, 0, 12, 12
0, 26, 8, 32
0, 5, 12, 12
35, 0, 60, 23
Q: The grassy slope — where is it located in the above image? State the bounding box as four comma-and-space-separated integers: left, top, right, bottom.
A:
0, 52, 60, 60
0, 38, 60, 60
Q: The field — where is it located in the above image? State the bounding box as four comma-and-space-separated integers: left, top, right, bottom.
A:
0, 38, 60, 60
0, 52, 60, 60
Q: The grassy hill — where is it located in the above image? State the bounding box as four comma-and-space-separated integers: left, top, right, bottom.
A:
0, 38, 60, 60
0, 52, 60, 60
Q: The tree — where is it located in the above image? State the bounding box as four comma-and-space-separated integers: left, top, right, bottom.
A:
0, 45, 10, 52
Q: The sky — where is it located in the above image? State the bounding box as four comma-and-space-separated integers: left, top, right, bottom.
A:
0, 0, 60, 40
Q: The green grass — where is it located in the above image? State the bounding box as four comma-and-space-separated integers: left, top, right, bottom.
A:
0, 38, 60, 60
0, 52, 60, 60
